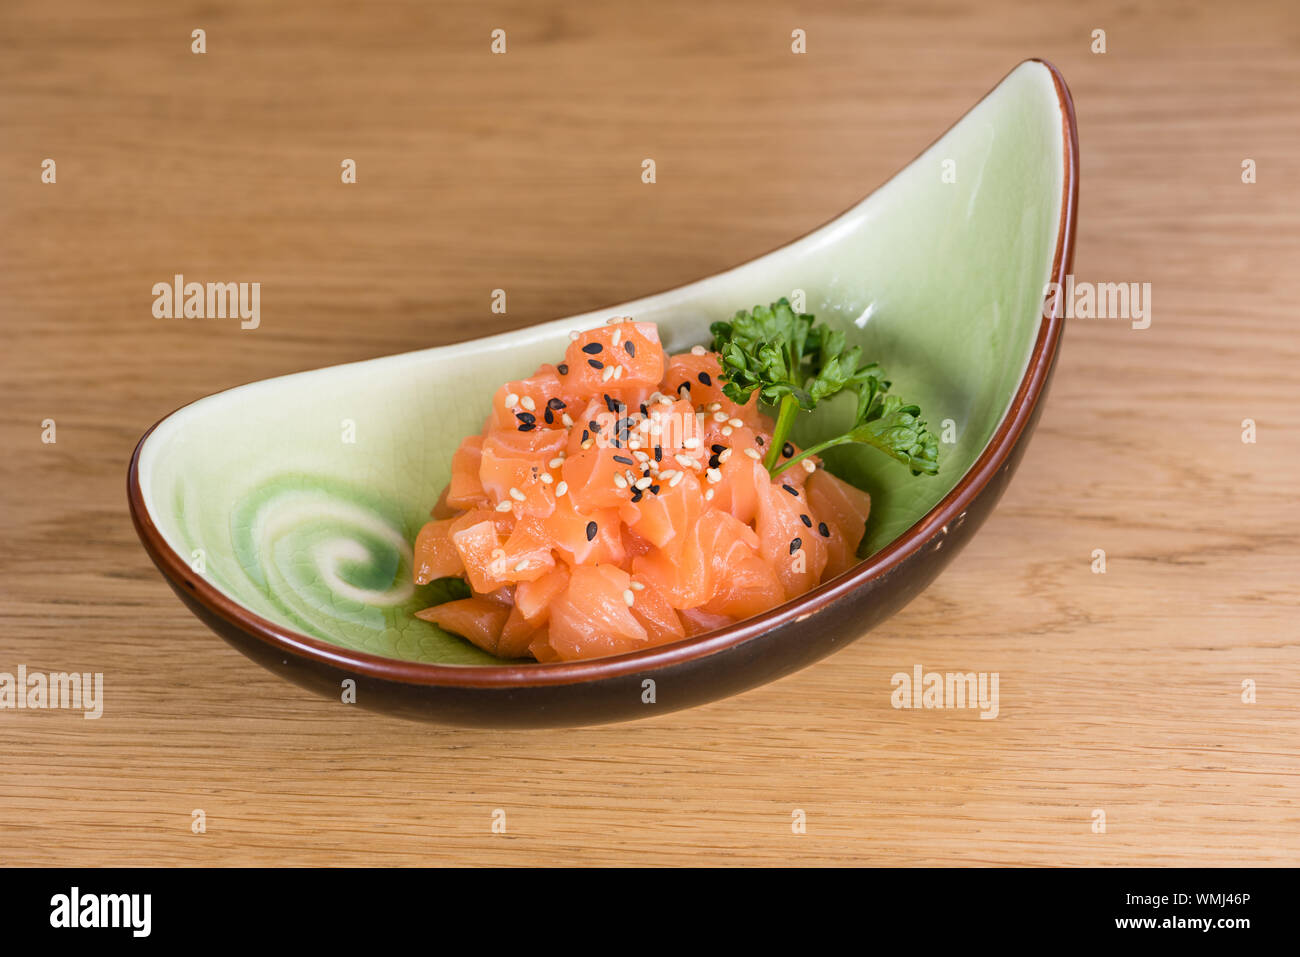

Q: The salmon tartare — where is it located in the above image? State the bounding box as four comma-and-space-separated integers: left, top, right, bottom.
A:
414, 300, 938, 661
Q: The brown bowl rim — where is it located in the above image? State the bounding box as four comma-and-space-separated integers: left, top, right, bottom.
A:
127, 58, 1079, 690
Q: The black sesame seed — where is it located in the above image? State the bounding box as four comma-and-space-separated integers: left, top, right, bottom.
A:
547, 397, 566, 410
781, 484, 798, 497
711, 444, 726, 454
755, 435, 764, 445
649, 484, 661, 495
581, 342, 603, 354
783, 442, 795, 458
585, 521, 598, 541
604, 394, 619, 413
698, 372, 712, 386
624, 340, 636, 357
818, 522, 830, 538
544, 409, 554, 424
515, 411, 535, 424
517, 423, 535, 432
678, 381, 691, 393
589, 419, 600, 432
800, 513, 813, 527
789, 537, 802, 554
639, 403, 648, 417
581, 430, 589, 442
556, 363, 568, 375
708, 455, 720, 469
613, 455, 634, 466
631, 489, 644, 503
653, 446, 662, 462
587, 358, 604, 370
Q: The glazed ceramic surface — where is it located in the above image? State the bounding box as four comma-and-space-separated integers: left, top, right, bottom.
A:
131, 60, 1077, 725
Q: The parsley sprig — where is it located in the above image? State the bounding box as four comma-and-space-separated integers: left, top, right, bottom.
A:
710, 298, 939, 479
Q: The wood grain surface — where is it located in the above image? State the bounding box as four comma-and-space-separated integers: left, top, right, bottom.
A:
2, 0, 1298, 866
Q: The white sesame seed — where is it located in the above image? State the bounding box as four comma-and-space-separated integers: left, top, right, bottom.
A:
658, 469, 679, 481
719, 448, 732, 463
606, 316, 626, 325
721, 426, 733, 436
706, 468, 722, 484
612, 330, 621, 346
630, 581, 645, 591
549, 456, 565, 468
635, 477, 652, 490
744, 448, 761, 460
713, 411, 729, 423
705, 488, 715, 501
728, 418, 744, 428
706, 402, 721, 412
613, 474, 628, 489
802, 458, 816, 473
683, 436, 700, 449
540, 472, 554, 484
668, 471, 684, 488
520, 396, 536, 412
691, 345, 706, 356
495, 500, 513, 512
569, 330, 580, 340
623, 589, 635, 607
561, 413, 574, 428
506, 392, 520, 408
633, 450, 649, 462
602, 365, 615, 382
555, 481, 568, 497
675, 453, 695, 469
581, 438, 594, 450
613, 365, 624, 380
509, 487, 526, 501
514, 560, 530, 572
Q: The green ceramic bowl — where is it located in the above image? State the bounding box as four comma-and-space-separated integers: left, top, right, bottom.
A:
130, 60, 1078, 726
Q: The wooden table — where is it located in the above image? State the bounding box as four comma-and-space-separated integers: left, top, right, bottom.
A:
2, 0, 1297, 866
